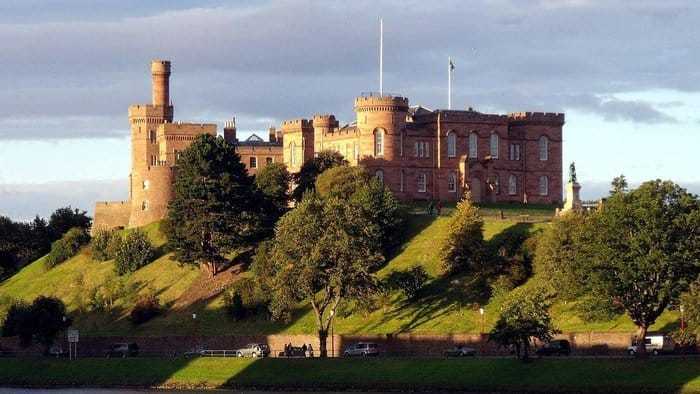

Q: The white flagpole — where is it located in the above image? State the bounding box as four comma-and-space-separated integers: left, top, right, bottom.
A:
448, 56, 452, 109
379, 17, 384, 96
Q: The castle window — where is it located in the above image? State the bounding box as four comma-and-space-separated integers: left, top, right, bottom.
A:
400, 170, 405, 192
414, 141, 429, 158
250, 157, 257, 168
490, 133, 499, 159
174, 149, 181, 161
400, 131, 405, 157
375, 169, 384, 186
539, 176, 549, 196
150, 155, 156, 166
374, 128, 385, 157
142, 180, 150, 190
149, 130, 156, 143
141, 200, 149, 211
290, 142, 297, 166
539, 136, 549, 161
266, 157, 273, 165
448, 172, 457, 192
418, 173, 427, 192
469, 132, 478, 159
447, 131, 457, 158
509, 144, 521, 161
508, 174, 517, 195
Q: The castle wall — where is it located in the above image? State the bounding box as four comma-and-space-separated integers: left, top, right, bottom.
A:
236, 144, 284, 176
92, 201, 131, 234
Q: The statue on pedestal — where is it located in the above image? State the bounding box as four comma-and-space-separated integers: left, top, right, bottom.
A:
561, 162, 582, 214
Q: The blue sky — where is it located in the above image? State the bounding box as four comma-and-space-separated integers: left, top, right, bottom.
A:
1, 0, 699, 220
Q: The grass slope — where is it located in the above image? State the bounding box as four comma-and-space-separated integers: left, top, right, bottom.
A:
0, 205, 680, 336
1, 357, 699, 393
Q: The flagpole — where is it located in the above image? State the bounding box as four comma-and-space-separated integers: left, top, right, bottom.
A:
379, 17, 383, 96
448, 56, 452, 110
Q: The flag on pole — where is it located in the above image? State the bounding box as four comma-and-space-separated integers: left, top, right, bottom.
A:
449, 58, 455, 71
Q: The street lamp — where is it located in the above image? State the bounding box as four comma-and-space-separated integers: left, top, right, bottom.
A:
330, 310, 335, 358
192, 313, 198, 350
680, 305, 685, 331
479, 307, 485, 335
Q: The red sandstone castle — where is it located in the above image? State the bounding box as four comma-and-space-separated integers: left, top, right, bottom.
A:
93, 60, 563, 231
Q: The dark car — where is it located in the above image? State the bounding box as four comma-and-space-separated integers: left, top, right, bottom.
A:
536, 340, 571, 356
105, 343, 139, 358
343, 342, 379, 357
444, 344, 476, 357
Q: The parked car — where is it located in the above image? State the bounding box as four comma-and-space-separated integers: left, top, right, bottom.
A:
235, 343, 270, 358
627, 335, 675, 356
444, 344, 476, 357
105, 343, 139, 358
48, 345, 68, 358
343, 342, 379, 357
536, 339, 571, 356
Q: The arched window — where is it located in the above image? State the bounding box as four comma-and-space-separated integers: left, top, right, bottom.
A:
447, 131, 456, 158
149, 130, 156, 144
448, 172, 457, 192
375, 169, 384, 185
141, 200, 149, 211
417, 173, 427, 192
539, 176, 549, 196
469, 132, 478, 158
508, 174, 517, 195
374, 128, 385, 156
290, 142, 297, 166
539, 135, 549, 161
490, 133, 499, 159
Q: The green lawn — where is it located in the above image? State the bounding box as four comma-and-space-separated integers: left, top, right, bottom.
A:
0, 208, 680, 337
1, 357, 699, 392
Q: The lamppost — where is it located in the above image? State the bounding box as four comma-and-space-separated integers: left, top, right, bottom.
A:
192, 313, 198, 351
680, 305, 685, 332
479, 307, 485, 335
330, 310, 335, 358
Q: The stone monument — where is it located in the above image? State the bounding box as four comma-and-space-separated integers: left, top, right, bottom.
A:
561, 162, 582, 214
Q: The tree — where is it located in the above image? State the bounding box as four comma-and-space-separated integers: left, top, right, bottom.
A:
1, 296, 70, 350
586, 180, 700, 356
0, 215, 52, 279
166, 134, 263, 276
291, 150, 347, 202
610, 174, 629, 195
114, 230, 155, 275
254, 162, 292, 230
44, 227, 90, 268
48, 206, 91, 241
681, 281, 700, 335
440, 194, 485, 274
315, 166, 370, 199
265, 193, 381, 357
489, 287, 557, 361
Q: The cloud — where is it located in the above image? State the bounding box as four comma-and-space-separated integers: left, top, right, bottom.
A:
0, 0, 697, 140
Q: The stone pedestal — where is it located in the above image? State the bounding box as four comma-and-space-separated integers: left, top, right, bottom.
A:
561, 181, 582, 214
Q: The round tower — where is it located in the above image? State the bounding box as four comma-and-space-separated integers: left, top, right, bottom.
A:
151, 60, 171, 107
354, 94, 408, 162
312, 114, 338, 152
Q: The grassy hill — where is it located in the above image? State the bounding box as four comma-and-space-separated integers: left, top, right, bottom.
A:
0, 204, 679, 337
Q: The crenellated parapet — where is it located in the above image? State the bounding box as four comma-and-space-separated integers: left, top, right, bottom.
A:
312, 114, 339, 129
508, 111, 565, 125
354, 94, 409, 113
281, 118, 313, 132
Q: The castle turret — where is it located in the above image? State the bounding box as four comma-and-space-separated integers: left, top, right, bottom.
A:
224, 118, 237, 144
281, 118, 314, 172
312, 114, 338, 152
354, 94, 408, 162
151, 60, 171, 107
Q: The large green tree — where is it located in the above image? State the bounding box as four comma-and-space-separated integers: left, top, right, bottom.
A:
291, 150, 347, 202
254, 162, 292, 227
48, 206, 91, 241
440, 194, 485, 275
166, 134, 262, 276
586, 180, 700, 356
263, 193, 381, 357
1, 296, 70, 350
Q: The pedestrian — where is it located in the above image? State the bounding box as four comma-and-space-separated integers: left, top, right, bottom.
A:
436, 200, 442, 216
308, 343, 314, 357
427, 200, 434, 216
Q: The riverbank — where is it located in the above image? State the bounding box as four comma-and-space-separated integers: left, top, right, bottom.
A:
1, 357, 700, 392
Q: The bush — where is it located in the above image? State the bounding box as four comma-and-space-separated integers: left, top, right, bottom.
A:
129, 293, 161, 325
114, 230, 154, 275
44, 227, 90, 268
223, 277, 269, 320
91, 229, 121, 261
385, 266, 429, 300
441, 195, 485, 275
1, 296, 70, 348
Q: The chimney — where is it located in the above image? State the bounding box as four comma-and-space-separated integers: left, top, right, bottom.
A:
223, 118, 237, 143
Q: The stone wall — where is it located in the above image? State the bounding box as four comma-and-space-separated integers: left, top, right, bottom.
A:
92, 201, 131, 234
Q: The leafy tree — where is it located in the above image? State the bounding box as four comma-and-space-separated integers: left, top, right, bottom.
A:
315, 166, 369, 199
266, 193, 381, 357
45, 227, 90, 268
291, 150, 347, 202
1, 296, 70, 350
114, 230, 154, 275
610, 174, 629, 195
48, 206, 91, 241
440, 194, 485, 275
489, 287, 557, 361
0, 215, 52, 278
255, 162, 292, 231
91, 229, 119, 261
385, 266, 428, 300
166, 134, 263, 276
681, 281, 700, 335
585, 180, 700, 356
1, 301, 33, 346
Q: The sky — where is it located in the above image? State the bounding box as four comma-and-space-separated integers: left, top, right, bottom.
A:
1, 0, 699, 221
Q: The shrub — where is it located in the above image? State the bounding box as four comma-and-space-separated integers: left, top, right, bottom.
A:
114, 230, 154, 275
129, 293, 161, 325
440, 195, 485, 275
1, 296, 70, 349
385, 266, 429, 300
223, 277, 269, 320
91, 229, 120, 261
44, 227, 90, 268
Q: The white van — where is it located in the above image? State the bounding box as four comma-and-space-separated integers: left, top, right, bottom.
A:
627, 335, 675, 356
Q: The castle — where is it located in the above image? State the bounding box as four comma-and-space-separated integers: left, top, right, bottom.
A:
93, 60, 564, 231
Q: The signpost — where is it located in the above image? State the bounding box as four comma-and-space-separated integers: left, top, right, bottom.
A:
67, 329, 79, 360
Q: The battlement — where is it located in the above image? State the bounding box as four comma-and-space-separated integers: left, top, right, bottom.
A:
151, 60, 171, 75
281, 118, 313, 131
128, 104, 173, 121
312, 114, 338, 128
354, 93, 409, 112
508, 111, 565, 124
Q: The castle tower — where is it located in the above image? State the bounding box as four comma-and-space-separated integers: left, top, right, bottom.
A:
354, 94, 408, 163
223, 118, 237, 144
127, 60, 175, 228
281, 118, 314, 172
311, 114, 338, 153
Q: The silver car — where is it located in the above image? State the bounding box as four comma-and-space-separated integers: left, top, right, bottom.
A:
235, 343, 270, 358
343, 342, 379, 357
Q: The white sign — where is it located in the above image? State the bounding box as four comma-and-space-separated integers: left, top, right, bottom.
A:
67, 329, 79, 343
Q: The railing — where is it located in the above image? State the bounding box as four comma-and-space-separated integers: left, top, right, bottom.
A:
359, 91, 404, 98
